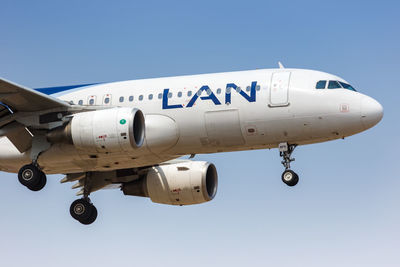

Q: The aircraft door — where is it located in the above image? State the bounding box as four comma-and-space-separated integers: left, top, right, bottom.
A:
269, 72, 291, 107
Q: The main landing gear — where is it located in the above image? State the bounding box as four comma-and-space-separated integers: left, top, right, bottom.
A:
69, 172, 98, 225
279, 143, 299, 187
17, 135, 51, 192
16, 136, 97, 225
18, 165, 98, 225
18, 163, 47, 191
70, 198, 98, 225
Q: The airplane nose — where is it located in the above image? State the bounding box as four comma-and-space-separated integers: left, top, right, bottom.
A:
361, 96, 383, 130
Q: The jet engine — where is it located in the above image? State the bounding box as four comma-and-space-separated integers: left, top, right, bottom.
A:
122, 161, 218, 205
47, 107, 145, 153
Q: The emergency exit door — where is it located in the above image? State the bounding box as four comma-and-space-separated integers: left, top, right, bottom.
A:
269, 72, 291, 107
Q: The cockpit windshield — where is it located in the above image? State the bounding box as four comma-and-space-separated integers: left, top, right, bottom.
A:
328, 81, 341, 89
315, 80, 357, 91
338, 82, 356, 91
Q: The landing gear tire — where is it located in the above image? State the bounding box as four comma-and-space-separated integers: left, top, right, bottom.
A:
79, 205, 97, 225
18, 164, 47, 191
70, 198, 97, 225
281, 170, 299, 187
27, 172, 47, 191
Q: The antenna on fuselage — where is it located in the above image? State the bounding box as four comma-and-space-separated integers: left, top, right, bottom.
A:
278, 62, 285, 69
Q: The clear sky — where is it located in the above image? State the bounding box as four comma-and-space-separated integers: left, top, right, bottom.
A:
0, 0, 399, 266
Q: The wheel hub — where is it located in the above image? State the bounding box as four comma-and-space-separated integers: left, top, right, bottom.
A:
22, 169, 33, 181
74, 203, 85, 215
283, 171, 293, 182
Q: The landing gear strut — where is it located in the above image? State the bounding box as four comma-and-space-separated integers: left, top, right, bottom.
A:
18, 163, 47, 191
70, 172, 98, 225
279, 143, 299, 187
17, 134, 51, 192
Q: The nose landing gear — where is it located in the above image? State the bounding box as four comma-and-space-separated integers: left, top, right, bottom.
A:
279, 143, 299, 187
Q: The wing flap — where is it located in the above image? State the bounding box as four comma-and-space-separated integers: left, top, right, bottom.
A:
0, 122, 33, 152
6, 127, 32, 153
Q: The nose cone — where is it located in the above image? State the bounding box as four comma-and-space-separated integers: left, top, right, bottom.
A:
361, 96, 383, 130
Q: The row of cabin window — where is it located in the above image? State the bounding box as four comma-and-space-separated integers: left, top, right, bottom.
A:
76, 85, 261, 105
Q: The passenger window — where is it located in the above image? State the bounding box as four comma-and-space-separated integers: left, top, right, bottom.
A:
187, 91, 192, 97
168, 92, 172, 98
217, 88, 222, 94
316, 80, 327, 89
178, 92, 182, 97
129, 96, 134, 102
103, 94, 111, 105
256, 85, 261, 91
148, 94, 153, 100
206, 89, 212, 95
88, 95, 96, 105
78, 100, 83, 105
158, 93, 162, 99
328, 81, 341, 89
139, 95, 143, 101
236, 87, 242, 93
119, 96, 124, 102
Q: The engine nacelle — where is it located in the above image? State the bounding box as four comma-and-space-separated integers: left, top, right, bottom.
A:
122, 161, 218, 205
47, 107, 145, 153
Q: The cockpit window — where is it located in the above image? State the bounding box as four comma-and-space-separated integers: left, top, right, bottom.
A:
328, 80, 342, 89
316, 80, 326, 89
339, 82, 356, 91
317, 80, 357, 91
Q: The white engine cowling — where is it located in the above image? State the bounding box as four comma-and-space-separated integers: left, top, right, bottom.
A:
122, 161, 218, 205
55, 107, 145, 153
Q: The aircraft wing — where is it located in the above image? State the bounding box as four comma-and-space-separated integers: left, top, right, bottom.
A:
0, 78, 70, 114
0, 78, 72, 152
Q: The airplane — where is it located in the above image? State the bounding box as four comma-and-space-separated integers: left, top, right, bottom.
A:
0, 64, 383, 225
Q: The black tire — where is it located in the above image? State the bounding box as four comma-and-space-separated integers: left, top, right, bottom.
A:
27, 172, 47, 191
18, 164, 42, 187
70, 199, 93, 221
281, 170, 299, 187
79, 205, 97, 225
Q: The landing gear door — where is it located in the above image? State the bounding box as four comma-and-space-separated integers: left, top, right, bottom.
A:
269, 72, 291, 107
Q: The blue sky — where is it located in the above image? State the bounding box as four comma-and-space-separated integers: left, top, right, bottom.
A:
0, 1, 399, 266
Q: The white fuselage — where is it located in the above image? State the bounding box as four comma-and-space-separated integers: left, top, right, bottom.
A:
0, 68, 383, 174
